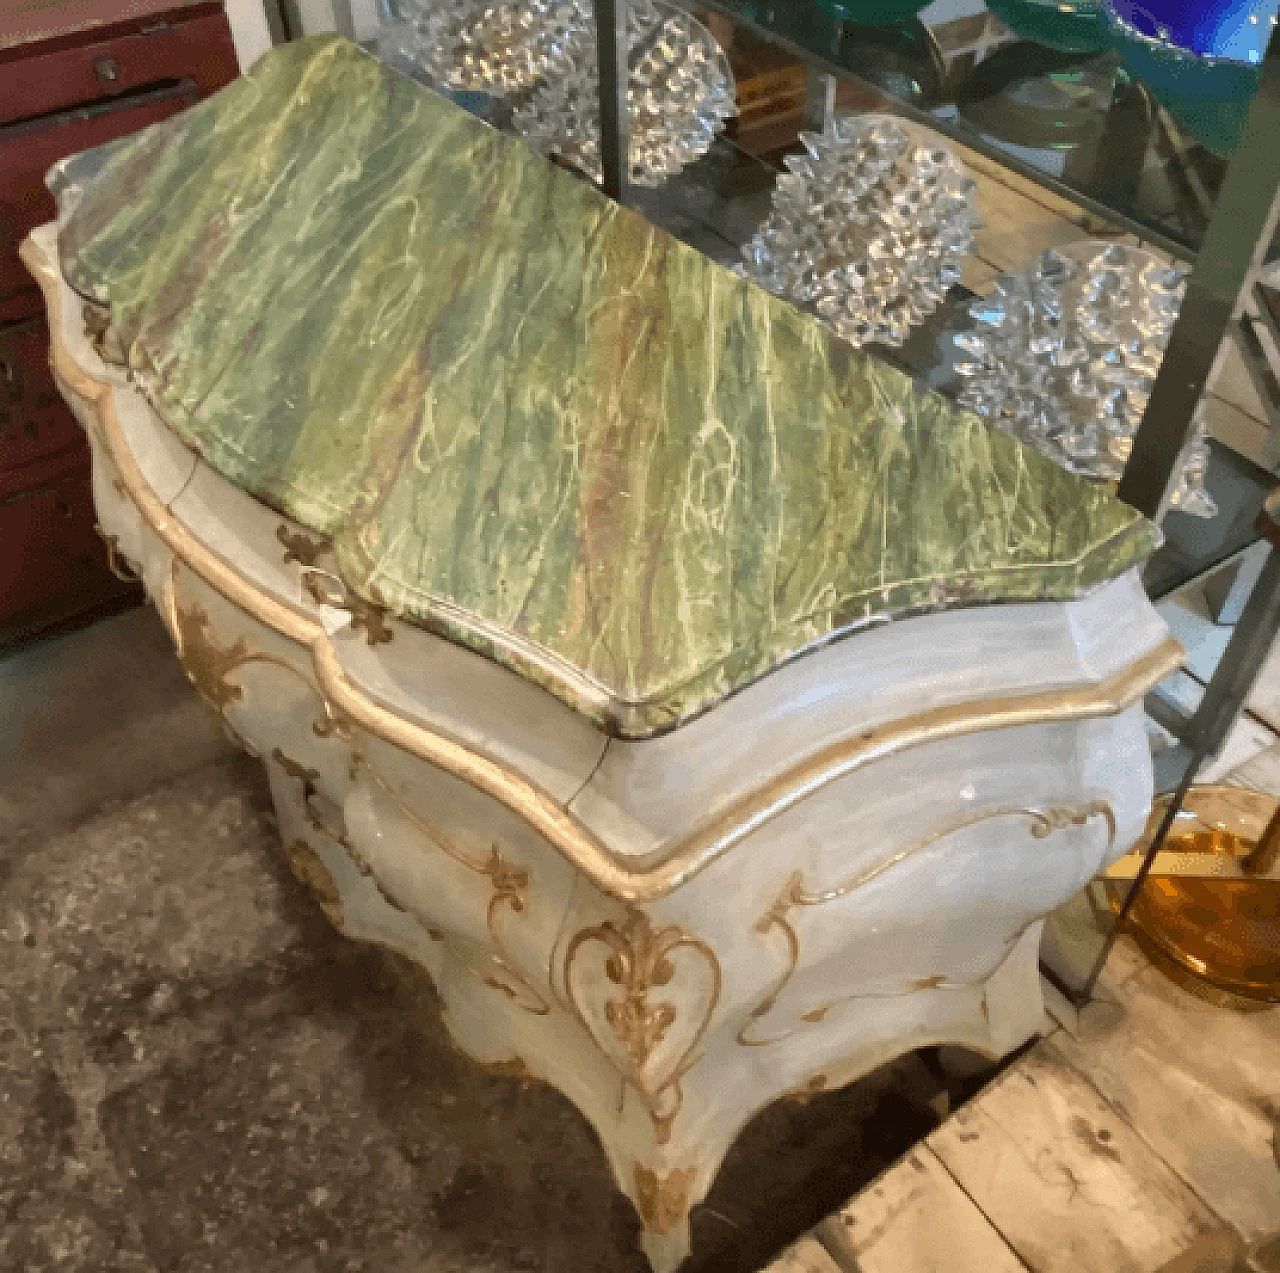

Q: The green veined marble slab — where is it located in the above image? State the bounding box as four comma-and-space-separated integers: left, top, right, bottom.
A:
53, 35, 1155, 738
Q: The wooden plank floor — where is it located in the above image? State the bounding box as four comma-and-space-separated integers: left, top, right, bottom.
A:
764, 944, 1278, 1273
762, 758, 1280, 1273
761, 573, 1280, 1273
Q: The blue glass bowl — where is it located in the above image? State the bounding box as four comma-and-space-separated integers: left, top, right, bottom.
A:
1103, 0, 1274, 152
984, 0, 1111, 53
1106, 0, 1276, 58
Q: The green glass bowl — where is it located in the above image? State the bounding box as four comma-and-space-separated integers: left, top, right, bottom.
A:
985, 0, 1110, 53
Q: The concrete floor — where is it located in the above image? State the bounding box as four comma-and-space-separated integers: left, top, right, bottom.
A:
0, 605, 959, 1273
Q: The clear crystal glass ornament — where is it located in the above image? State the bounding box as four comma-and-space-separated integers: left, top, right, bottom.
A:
735, 115, 979, 349
948, 241, 1216, 517
380, 0, 589, 95
511, 0, 736, 187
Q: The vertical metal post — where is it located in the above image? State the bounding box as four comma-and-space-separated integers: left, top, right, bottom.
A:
594, 0, 629, 204
1117, 31, 1280, 521
1076, 741, 1207, 1003
804, 70, 838, 135
1185, 547, 1280, 751
1233, 305, 1280, 434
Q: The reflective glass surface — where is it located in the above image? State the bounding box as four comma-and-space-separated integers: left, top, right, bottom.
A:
694, 0, 1278, 256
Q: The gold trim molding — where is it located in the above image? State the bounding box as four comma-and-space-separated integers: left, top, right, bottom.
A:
170, 568, 550, 1013
564, 909, 722, 1143
351, 757, 552, 1016
300, 567, 394, 646
22, 231, 1183, 906
785, 1073, 830, 1103
93, 524, 141, 582
283, 839, 345, 928
739, 801, 1117, 1047
165, 563, 551, 1016
633, 1164, 696, 1235
276, 523, 328, 568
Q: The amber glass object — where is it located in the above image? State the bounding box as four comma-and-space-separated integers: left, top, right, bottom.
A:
1108, 786, 1280, 1008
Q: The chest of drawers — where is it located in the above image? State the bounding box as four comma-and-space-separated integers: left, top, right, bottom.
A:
0, 0, 238, 645
22, 44, 1185, 1269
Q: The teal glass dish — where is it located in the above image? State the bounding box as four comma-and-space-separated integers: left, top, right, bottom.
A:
984, 0, 1110, 53
811, 0, 934, 26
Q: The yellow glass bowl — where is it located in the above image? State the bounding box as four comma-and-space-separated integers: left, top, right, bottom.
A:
1105, 785, 1280, 1009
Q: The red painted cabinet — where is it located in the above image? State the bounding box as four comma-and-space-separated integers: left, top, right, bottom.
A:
0, 0, 239, 647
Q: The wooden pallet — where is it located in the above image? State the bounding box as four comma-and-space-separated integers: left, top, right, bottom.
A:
765, 934, 1279, 1273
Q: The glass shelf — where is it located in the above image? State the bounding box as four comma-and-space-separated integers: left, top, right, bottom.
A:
687, 0, 1278, 262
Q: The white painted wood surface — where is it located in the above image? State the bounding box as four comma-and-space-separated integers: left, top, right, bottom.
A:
1052, 944, 1280, 1241
169, 463, 326, 619
769, 658, 1280, 1271
31, 113, 1280, 1273
31, 228, 199, 509
767, 968, 1278, 1273
769, 1237, 843, 1273
572, 570, 1168, 856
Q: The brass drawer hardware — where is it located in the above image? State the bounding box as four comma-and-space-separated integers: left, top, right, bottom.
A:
300, 567, 393, 646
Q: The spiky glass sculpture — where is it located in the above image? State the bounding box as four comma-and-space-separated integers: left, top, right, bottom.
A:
381, 0, 587, 96
511, 0, 736, 187
736, 114, 979, 348
950, 241, 1215, 517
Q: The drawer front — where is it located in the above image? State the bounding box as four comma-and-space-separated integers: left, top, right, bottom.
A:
0, 310, 87, 470
0, 457, 114, 626
0, 287, 43, 325
0, 82, 199, 295
0, 10, 239, 128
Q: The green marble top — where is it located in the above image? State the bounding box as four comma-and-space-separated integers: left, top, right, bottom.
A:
53, 36, 1155, 738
